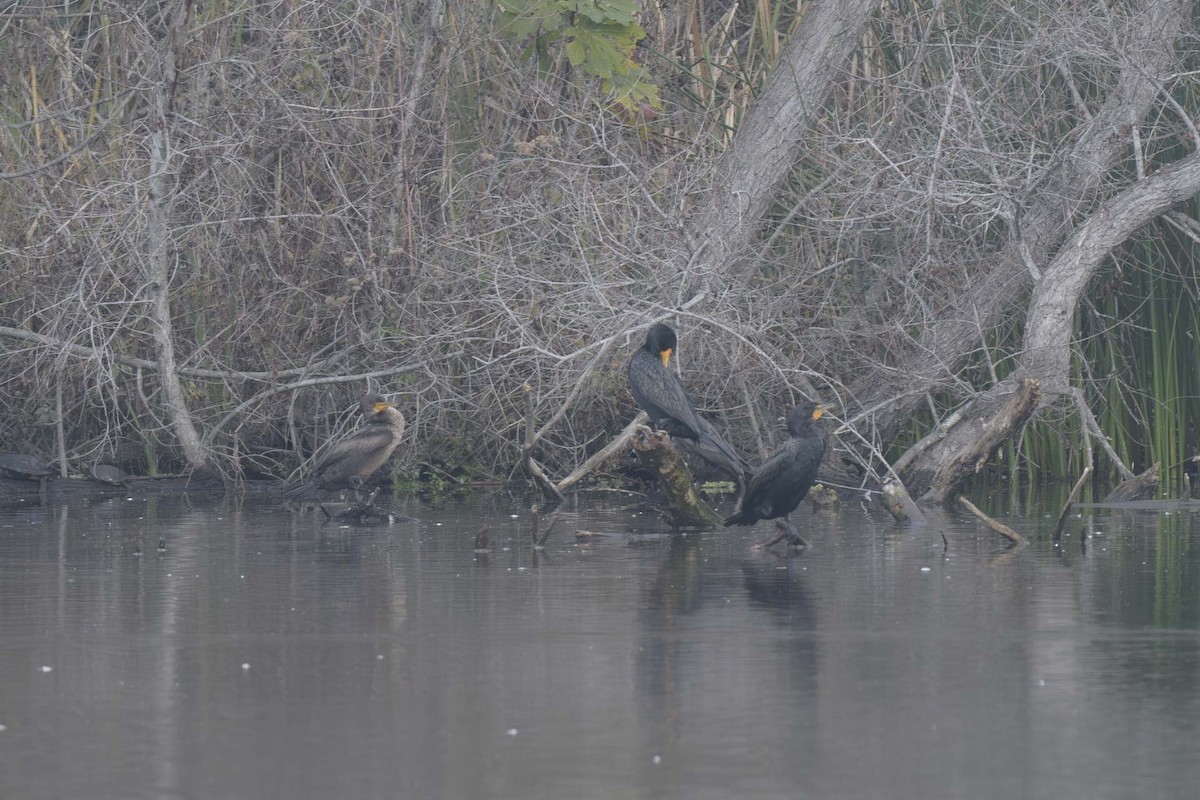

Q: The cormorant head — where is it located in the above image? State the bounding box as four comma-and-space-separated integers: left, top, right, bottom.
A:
358, 392, 395, 418
786, 401, 824, 436
643, 323, 677, 367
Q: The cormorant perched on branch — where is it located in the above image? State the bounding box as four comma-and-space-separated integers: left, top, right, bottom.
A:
724, 401, 825, 547
627, 323, 748, 488
282, 393, 405, 505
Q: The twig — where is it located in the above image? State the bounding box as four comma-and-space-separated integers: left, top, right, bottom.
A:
1052, 466, 1092, 543
1052, 392, 1098, 543
957, 496, 1025, 546
521, 383, 566, 503
54, 372, 67, 478
474, 519, 492, 551
201, 356, 441, 446
1074, 388, 1132, 481
530, 505, 560, 549
0, 324, 361, 384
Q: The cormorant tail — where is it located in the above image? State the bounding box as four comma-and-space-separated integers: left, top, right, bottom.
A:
723, 508, 755, 527
281, 480, 318, 501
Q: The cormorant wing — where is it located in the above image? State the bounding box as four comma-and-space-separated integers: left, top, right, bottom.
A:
310, 422, 397, 475
742, 434, 825, 517
627, 349, 709, 439
743, 438, 800, 498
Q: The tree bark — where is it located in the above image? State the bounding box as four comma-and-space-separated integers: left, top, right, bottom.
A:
685, 0, 880, 278
1020, 149, 1200, 396
903, 149, 1200, 498
917, 377, 1041, 503
145, 0, 212, 473
631, 427, 722, 527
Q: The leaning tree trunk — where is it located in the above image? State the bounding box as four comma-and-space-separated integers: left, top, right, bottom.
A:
685, 0, 881, 265
145, 0, 212, 474
904, 148, 1200, 500
832, 0, 1193, 481
683, 0, 878, 352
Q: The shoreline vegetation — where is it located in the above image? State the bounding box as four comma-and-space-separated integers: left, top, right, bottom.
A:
3, 1, 1200, 506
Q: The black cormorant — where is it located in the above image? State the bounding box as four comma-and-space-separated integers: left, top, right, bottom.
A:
627, 323, 748, 487
723, 401, 825, 547
282, 393, 405, 504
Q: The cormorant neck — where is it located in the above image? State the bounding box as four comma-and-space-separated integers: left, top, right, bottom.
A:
377, 406, 405, 431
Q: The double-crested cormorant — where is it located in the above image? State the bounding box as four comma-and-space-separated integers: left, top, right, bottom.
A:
724, 401, 825, 547
627, 323, 748, 487
282, 393, 405, 504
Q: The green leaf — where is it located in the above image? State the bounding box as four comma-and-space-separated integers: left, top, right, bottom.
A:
573, 0, 636, 26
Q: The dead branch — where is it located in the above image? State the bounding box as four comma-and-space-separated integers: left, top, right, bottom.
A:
880, 480, 921, 523
958, 496, 1026, 546
916, 377, 1042, 503
0, 325, 354, 383
1104, 463, 1160, 502
1053, 466, 1092, 543
522, 384, 566, 503
555, 413, 646, 494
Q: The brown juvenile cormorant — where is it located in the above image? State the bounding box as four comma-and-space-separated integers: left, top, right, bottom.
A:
282, 393, 405, 504
723, 401, 825, 547
627, 323, 748, 487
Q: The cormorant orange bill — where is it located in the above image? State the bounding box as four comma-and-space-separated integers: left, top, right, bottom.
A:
724, 400, 826, 547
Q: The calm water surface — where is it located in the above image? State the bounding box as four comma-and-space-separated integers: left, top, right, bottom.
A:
1, 491, 1198, 799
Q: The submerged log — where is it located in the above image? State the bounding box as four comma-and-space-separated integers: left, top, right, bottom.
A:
320, 502, 407, 525
957, 496, 1026, 547
630, 426, 722, 527
1104, 462, 1160, 502
880, 479, 929, 524
1052, 466, 1092, 543
474, 519, 492, 551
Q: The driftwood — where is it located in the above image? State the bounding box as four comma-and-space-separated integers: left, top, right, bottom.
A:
918, 377, 1042, 503
1103, 462, 1160, 502
555, 413, 647, 495
958, 496, 1026, 547
881, 479, 928, 524
630, 426, 722, 527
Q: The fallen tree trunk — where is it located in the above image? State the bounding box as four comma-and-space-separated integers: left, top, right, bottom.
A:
901, 148, 1200, 498
915, 377, 1041, 503
630, 426, 722, 527
1104, 463, 1161, 502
